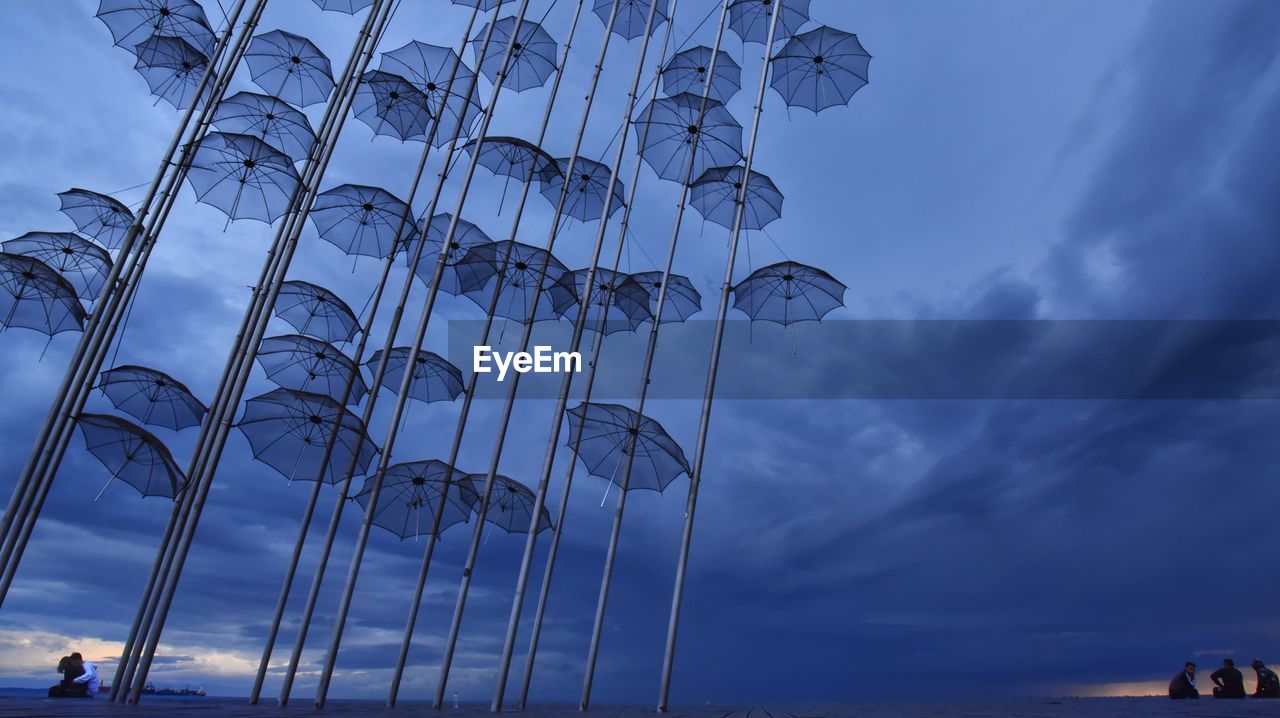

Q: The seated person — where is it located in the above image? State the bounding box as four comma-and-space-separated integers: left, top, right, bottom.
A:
1210, 658, 1245, 698
1169, 662, 1199, 699
47, 655, 88, 698
1253, 660, 1280, 698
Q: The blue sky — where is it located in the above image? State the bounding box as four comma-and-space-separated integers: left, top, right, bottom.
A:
2, 0, 1280, 706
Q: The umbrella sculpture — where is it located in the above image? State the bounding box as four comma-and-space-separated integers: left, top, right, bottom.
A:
236, 388, 379, 484
310, 0, 375, 13
471, 17, 558, 92
56, 188, 135, 252
689, 165, 784, 230
407, 213, 493, 295
633, 93, 743, 182
185, 131, 302, 224
593, 0, 667, 41
566, 402, 690, 493
628, 271, 702, 323
353, 70, 434, 142
770, 26, 872, 113
245, 29, 336, 108
95, 0, 215, 56
452, 0, 505, 9
478, 474, 553, 534
380, 40, 483, 148
273, 280, 361, 343
538, 157, 626, 222
661, 46, 741, 103
75, 413, 186, 500
732, 260, 847, 326
554, 268, 651, 334
97, 364, 207, 431
353, 460, 478, 540
214, 91, 317, 161
454, 241, 576, 322
2, 232, 113, 300
309, 184, 414, 260
461, 136, 560, 184
0, 253, 86, 336
728, 0, 811, 45
256, 334, 369, 405
133, 34, 211, 111
364, 347, 465, 404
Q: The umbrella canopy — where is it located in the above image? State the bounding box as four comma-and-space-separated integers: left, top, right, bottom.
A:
538, 157, 626, 222
380, 40, 482, 147
246, 29, 335, 107
97, 364, 207, 431
310, 0, 374, 12
594, 0, 667, 41
633, 93, 743, 182
365, 347, 464, 405
353, 70, 434, 142
689, 165, 784, 231
661, 46, 741, 103
56, 188, 135, 251
310, 183, 414, 260
214, 91, 317, 161
76, 413, 186, 499
452, 0, 506, 9
728, 0, 810, 44
471, 17, 558, 92
185, 131, 302, 224
554, 268, 651, 334
461, 136, 559, 184
623, 271, 701, 324
256, 334, 368, 405
237, 388, 379, 484
95, 0, 215, 56
566, 402, 690, 493
354, 460, 478, 540
476, 474, 552, 534
732, 260, 846, 325
770, 26, 871, 113
274, 280, 360, 343
133, 34, 211, 111
0, 253, 86, 336
407, 213, 492, 295
2, 232, 113, 300
455, 241, 576, 322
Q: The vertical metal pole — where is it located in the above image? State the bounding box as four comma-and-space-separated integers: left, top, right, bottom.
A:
657, 1, 783, 711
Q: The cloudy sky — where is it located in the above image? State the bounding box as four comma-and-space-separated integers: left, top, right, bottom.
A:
2, 0, 1280, 707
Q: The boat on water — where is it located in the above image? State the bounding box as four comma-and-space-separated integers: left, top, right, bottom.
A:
98, 683, 206, 697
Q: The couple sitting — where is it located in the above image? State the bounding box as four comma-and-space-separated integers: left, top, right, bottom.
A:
48, 652, 99, 698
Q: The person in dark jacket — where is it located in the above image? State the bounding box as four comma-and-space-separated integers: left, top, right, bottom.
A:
1210, 658, 1245, 698
1253, 660, 1280, 698
1169, 662, 1199, 699
47, 655, 88, 698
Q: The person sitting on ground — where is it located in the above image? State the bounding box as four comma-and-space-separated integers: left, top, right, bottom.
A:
1253, 660, 1280, 698
1210, 658, 1245, 698
48, 654, 87, 698
70, 653, 99, 697
1169, 661, 1199, 699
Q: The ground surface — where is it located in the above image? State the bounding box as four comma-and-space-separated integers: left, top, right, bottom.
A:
2, 697, 1280, 717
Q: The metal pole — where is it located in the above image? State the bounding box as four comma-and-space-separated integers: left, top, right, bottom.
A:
657, 2, 783, 711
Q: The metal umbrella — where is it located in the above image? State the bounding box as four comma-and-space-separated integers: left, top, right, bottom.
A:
273, 280, 360, 344
95, 0, 215, 56
479, 474, 552, 534
407, 213, 492, 295
593, 0, 666, 40
554, 268, 651, 334
353, 70, 434, 142
75, 413, 186, 500
731, 260, 846, 325
353, 460, 478, 540
566, 402, 689, 493
379, 40, 482, 148
729, 0, 810, 44
471, 17, 558, 92
633, 93, 743, 182
0, 252, 86, 336
364, 347, 464, 405
245, 29, 336, 107
690, 165, 784, 230
236, 388, 379, 484
97, 365, 207, 431
454, 241, 576, 322
56, 188, 135, 252
661, 46, 740, 103
214, 91, 317, 161
770, 26, 871, 113
309, 183, 413, 260
538, 156, 626, 222
256, 334, 369, 405
185, 131, 302, 224
2, 232, 113, 301
627, 270, 701, 323
310, 0, 374, 12
133, 34, 211, 111
461, 136, 560, 184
